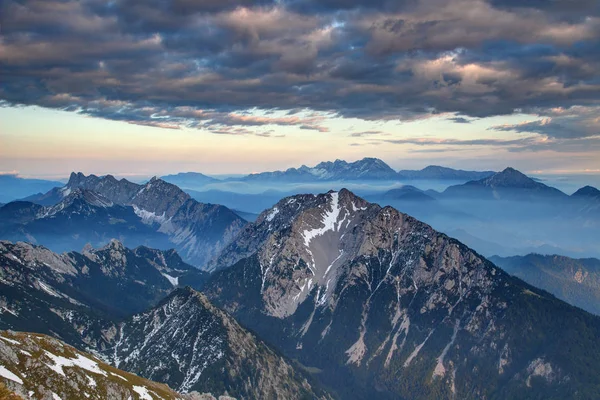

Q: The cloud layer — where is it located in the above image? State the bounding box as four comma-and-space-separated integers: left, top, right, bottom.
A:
1, 0, 599, 136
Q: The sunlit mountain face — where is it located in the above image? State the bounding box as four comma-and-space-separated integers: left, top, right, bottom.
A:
1, 0, 600, 399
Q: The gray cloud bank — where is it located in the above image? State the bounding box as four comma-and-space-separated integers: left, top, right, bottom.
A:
1, 0, 599, 138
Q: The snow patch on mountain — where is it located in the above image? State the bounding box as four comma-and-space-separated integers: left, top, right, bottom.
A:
302, 192, 341, 248
43, 351, 107, 377
161, 273, 179, 287
0, 365, 24, 385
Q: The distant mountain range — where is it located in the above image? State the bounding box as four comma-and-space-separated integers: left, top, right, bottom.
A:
204, 189, 600, 399
238, 158, 400, 182
491, 254, 600, 316
0, 174, 63, 204
7, 173, 247, 268
156, 159, 498, 187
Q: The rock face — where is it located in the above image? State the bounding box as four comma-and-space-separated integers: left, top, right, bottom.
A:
205, 189, 600, 399
0, 330, 194, 400
9, 173, 247, 269
490, 253, 600, 315
104, 287, 329, 399
0, 240, 207, 348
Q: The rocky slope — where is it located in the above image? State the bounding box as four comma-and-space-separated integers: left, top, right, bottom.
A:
17, 173, 247, 269
204, 189, 600, 399
490, 254, 600, 315
0, 240, 207, 348
0, 330, 230, 400
103, 287, 329, 399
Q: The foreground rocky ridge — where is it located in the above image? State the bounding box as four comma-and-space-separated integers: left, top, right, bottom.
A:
205, 189, 600, 399
0, 330, 235, 400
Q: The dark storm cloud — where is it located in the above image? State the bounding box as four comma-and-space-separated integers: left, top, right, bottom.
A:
1, 0, 600, 136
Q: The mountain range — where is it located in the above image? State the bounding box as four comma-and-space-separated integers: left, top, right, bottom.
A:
6, 173, 247, 268
204, 189, 600, 399
491, 254, 600, 316
104, 287, 329, 399
1, 175, 600, 398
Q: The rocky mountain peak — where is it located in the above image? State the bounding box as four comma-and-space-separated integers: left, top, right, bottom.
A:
210, 189, 441, 318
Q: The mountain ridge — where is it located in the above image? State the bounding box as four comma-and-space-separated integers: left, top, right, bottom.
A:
13, 173, 248, 268
103, 286, 331, 399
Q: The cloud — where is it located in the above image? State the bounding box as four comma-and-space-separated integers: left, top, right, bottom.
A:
447, 117, 471, 124
0, 0, 599, 134
489, 106, 600, 139
378, 137, 541, 147
349, 130, 384, 137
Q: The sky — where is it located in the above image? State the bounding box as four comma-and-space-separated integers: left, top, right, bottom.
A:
1, 0, 599, 179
